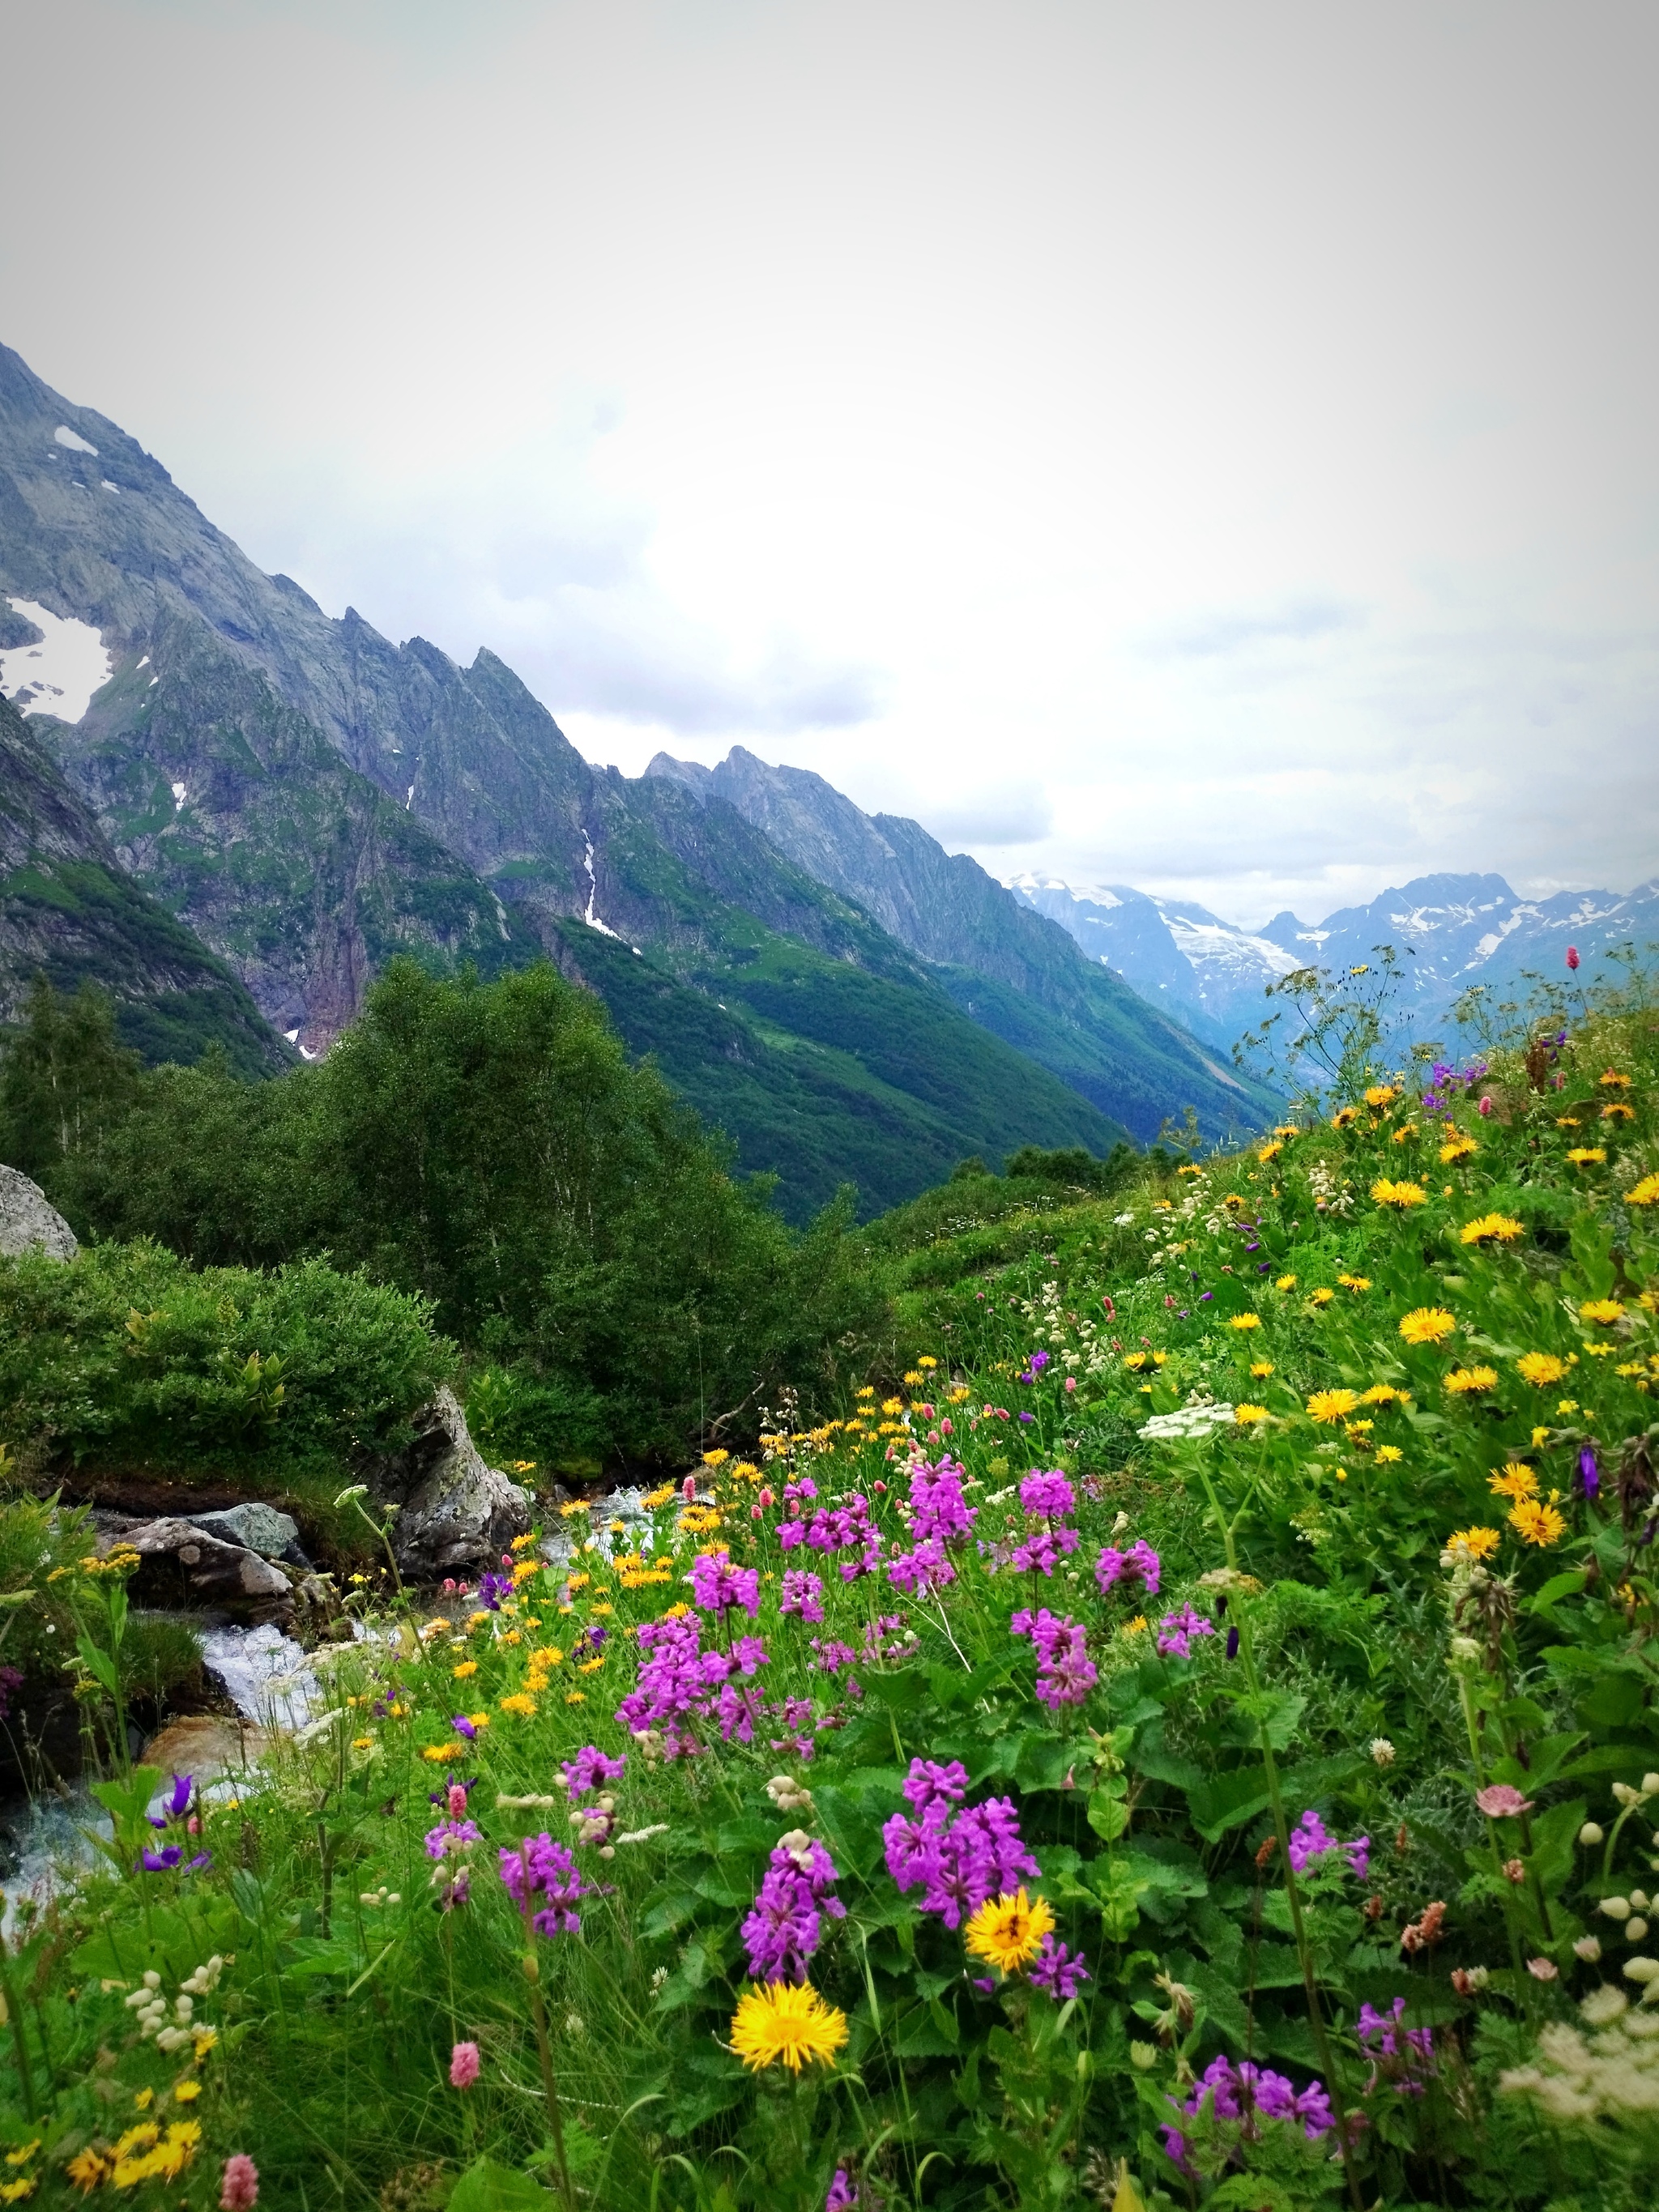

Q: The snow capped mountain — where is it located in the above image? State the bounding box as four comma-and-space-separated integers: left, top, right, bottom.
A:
1013, 869, 1659, 1052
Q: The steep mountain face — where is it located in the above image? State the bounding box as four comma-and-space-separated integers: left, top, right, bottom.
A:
647, 749, 1271, 1139
0, 687, 285, 1073
2, 343, 1205, 1213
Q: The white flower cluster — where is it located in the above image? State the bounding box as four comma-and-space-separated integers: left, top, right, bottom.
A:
123, 1956, 221, 2053
1501, 1983, 1659, 2121
1140, 1403, 1237, 1442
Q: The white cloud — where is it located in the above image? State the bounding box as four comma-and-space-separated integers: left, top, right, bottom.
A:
2, 0, 1656, 925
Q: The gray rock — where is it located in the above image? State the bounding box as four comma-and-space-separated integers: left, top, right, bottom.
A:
117, 1517, 294, 1626
0, 1165, 77, 1260
189, 1502, 303, 1561
382, 1387, 531, 1579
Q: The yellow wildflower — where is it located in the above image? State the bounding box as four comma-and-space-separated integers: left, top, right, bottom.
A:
1276, 1274, 1298, 1292
1234, 1404, 1270, 1426
1310, 1287, 1335, 1306
1626, 1172, 1659, 1208
1461, 1213, 1524, 1246
964, 1887, 1055, 1975
498, 1693, 538, 1718
1337, 1273, 1371, 1291
1365, 1085, 1399, 1109
730, 1983, 848, 2072
1361, 1383, 1410, 1404
1446, 1527, 1500, 1562
1257, 1142, 1282, 1163
1508, 1498, 1566, 1547
1230, 1312, 1262, 1332
1516, 1352, 1567, 1386
1489, 1465, 1540, 1502
1306, 1389, 1360, 1424
1445, 1366, 1498, 1394
1603, 1102, 1636, 1122
1372, 1178, 1427, 1208
1599, 1069, 1633, 1087
1580, 1298, 1625, 1325
452, 1660, 478, 1679
1439, 1133, 1478, 1163
172, 2082, 201, 2104
1250, 1361, 1275, 1378
1375, 1445, 1403, 1464
1567, 1148, 1606, 1166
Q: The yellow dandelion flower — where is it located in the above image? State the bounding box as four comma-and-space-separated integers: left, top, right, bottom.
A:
1599, 1069, 1633, 1087
1337, 1273, 1371, 1291
1440, 1133, 1478, 1163
1566, 1148, 1606, 1167
1234, 1404, 1270, 1425
729, 1982, 849, 2072
565, 1690, 586, 1704
702, 1448, 730, 1468
1556, 1115, 1580, 1127
643, 1482, 676, 1509
1448, 1526, 1501, 1561
1580, 1298, 1625, 1325
65, 2150, 109, 2193
1123, 1352, 1149, 1370
1556, 1399, 1579, 1415
1516, 1352, 1567, 1386
1375, 1445, 1403, 1464
1603, 1102, 1636, 1122
1461, 1213, 1524, 1246
498, 1693, 538, 1718
964, 1887, 1056, 1975
1445, 1366, 1498, 1394
1365, 1085, 1399, 1109
1257, 1142, 1282, 1163
452, 1660, 478, 1679
171, 2081, 201, 2104
1120, 1615, 1148, 1636
131, 2091, 153, 2112
1371, 1178, 1428, 1208
3, 2148, 38, 2171
1361, 1383, 1410, 1404
1310, 1287, 1335, 1306
1306, 1389, 1359, 1424
1331, 1105, 1358, 1127
352, 1736, 373, 1750
1250, 1360, 1275, 1378
1508, 1498, 1566, 1547
112, 2128, 160, 2162
1489, 1465, 1539, 1502
0, 2180, 35, 2203
1230, 1312, 1262, 1332
1626, 1172, 1659, 1208
1275, 1274, 1298, 1292
421, 1745, 458, 1763
1343, 1417, 1374, 1434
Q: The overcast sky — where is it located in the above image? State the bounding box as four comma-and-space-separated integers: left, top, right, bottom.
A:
6, 0, 1657, 924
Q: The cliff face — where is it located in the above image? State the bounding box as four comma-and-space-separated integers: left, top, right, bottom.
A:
0, 688, 286, 1073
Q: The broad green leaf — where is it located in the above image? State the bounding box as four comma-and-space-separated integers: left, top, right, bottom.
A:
446, 2157, 549, 2210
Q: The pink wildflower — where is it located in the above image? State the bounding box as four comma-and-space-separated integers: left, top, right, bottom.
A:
1475, 1784, 1533, 1818
220, 2155, 259, 2210
450, 2039, 481, 2087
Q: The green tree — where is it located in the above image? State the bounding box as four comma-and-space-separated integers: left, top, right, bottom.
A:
0, 976, 142, 1196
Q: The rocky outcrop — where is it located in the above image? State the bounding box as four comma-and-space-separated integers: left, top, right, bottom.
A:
117, 1516, 296, 1626
0, 1164, 77, 1260
187, 1502, 307, 1564
375, 1387, 531, 1579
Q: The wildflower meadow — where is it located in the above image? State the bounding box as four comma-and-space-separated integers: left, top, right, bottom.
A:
7, 968, 1659, 2210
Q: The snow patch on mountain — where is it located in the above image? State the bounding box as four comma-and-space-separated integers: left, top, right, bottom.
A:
0, 599, 113, 723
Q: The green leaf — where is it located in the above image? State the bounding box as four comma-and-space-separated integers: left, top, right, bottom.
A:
446, 2157, 549, 2210
1086, 1788, 1131, 1843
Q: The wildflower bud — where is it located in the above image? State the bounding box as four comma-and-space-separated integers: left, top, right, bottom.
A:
1580, 1822, 1606, 1847
1527, 1957, 1559, 1981
873, 1480, 887, 1494
1627, 1919, 1651, 1943
757, 1488, 774, 1510
681, 1477, 697, 1502
1503, 1858, 1526, 1884
1623, 1957, 1659, 1984
1614, 1783, 1643, 1809
522, 1955, 539, 1983
1601, 1898, 1632, 1920
1633, 1890, 1652, 1912
1643, 1775, 1659, 1799
1478, 1097, 1494, 1117
1364, 1894, 1384, 1921
1129, 2041, 1158, 2071
1369, 1737, 1396, 1767
1573, 1935, 1601, 1961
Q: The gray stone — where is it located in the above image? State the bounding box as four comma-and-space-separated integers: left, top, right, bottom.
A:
381, 1387, 531, 1579
118, 1517, 294, 1626
0, 1165, 77, 1261
189, 1502, 302, 1561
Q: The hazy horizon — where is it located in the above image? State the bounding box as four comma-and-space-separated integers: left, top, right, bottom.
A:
4, 0, 1656, 927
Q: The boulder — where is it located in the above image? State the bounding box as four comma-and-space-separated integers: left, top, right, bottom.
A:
118, 1517, 295, 1626
0, 1165, 77, 1260
189, 1502, 306, 1563
379, 1387, 531, 1579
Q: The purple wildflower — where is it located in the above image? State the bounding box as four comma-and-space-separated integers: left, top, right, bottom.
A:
1155, 1605, 1214, 1659
780, 1569, 825, 1622
450, 1714, 479, 1740
1029, 1935, 1090, 2001
477, 1571, 513, 1611
887, 1536, 956, 1595
1358, 1998, 1435, 2095
1226, 1626, 1240, 1660
908, 1457, 978, 1544
1010, 1607, 1098, 1708
825, 2173, 859, 2211
1094, 1539, 1161, 1600
616, 1612, 766, 1757
689, 1549, 761, 1620
1161, 2054, 1334, 2177
883, 1760, 1039, 1930
424, 1817, 483, 1860
1019, 1470, 1075, 1519
741, 1835, 847, 1982
1287, 1808, 1370, 1878
147, 1772, 194, 1828
560, 1745, 626, 1796
497, 1833, 591, 1937
1580, 1447, 1600, 1500
810, 1639, 860, 1676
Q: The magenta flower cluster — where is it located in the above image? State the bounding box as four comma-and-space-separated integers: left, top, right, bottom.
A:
689, 1549, 761, 1619
740, 1835, 847, 1983
1094, 1539, 1160, 1600
1011, 1470, 1081, 1576
887, 1536, 956, 1595
1161, 2054, 1334, 2176
1288, 1808, 1370, 1879
778, 1484, 882, 1581
908, 1457, 978, 1544
779, 1568, 825, 1622
615, 1613, 770, 1755
1155, 1605, 1213, 1659
497, 1832, 591, 1937
561, 1745, 626, 1796
1029, 1934, 1090, 2000
1009, 1607, 1098, 1708
882, 1758, 1040, 1930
